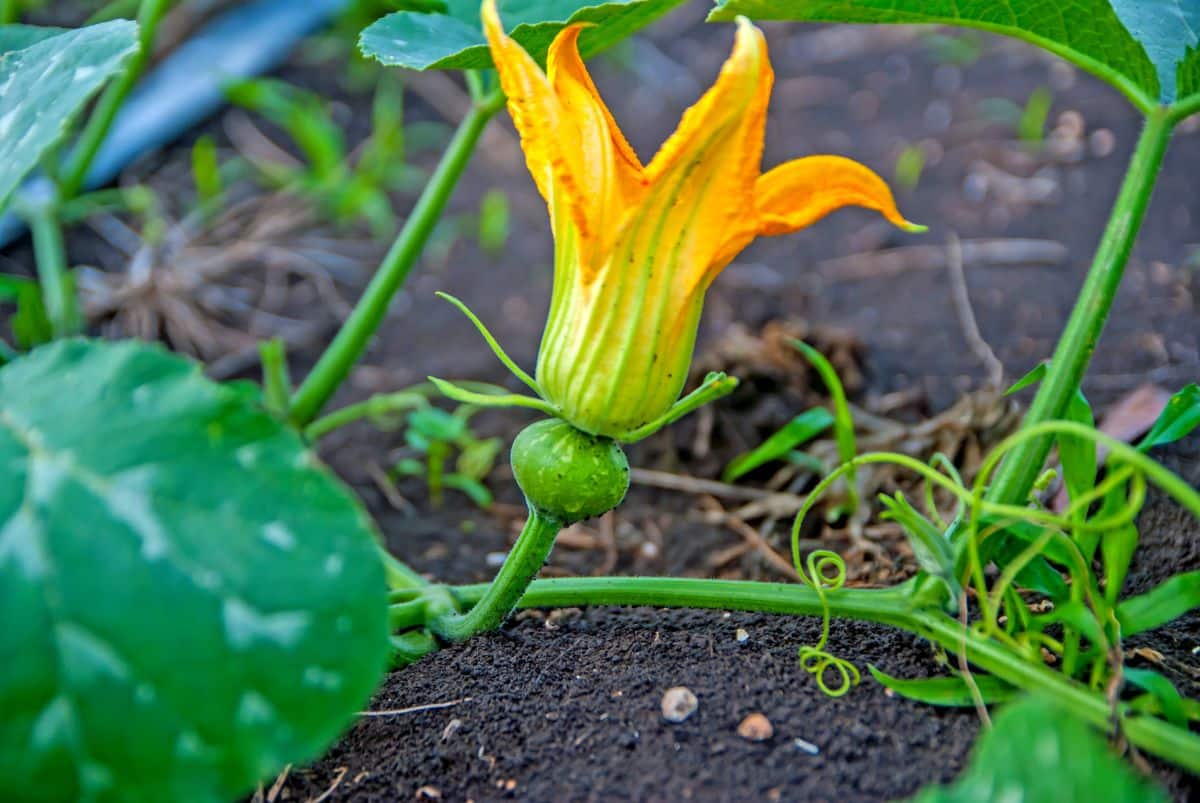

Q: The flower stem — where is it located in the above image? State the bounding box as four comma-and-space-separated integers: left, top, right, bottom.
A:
288, 89, 505, 426
434, 575, 1200, 771
428, 508, 563, 641
986, 109, 1173, 506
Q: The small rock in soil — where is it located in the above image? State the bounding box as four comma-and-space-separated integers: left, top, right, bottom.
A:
737, 713, 774, 742
660, 686, 698, 722
440, 718, 462, 742
793, 737, 820, 755
735, 628, 749, 643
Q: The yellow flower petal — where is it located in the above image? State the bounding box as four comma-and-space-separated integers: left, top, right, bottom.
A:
645, 17, 771, 186
481, 0, 589, 241
547, 26, 643, 194
623, 16, 771, 294
546, 24, 646, 272
754, 154, 921, 235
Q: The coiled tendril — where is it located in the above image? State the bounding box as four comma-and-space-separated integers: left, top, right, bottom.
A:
794, 549, 861, 696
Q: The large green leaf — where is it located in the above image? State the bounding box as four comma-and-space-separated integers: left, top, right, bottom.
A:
708, 0, 1200, 116
360, 0, 686, 71
0, 21, 139, 211
0, 339, 390, 803
910, 696, 1167, 803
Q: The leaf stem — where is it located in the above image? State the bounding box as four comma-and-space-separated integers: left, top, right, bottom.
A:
986, 108, 1173, 506
288, 89, 505, 426
304, 390, 426, 441
25, 195, 80, 338
59, 0, 171, 198
259, 337, 292, 416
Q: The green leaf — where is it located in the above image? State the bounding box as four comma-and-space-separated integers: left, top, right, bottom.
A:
1058, 387, 1096, 510
444, 473, 495, 507
0, 25, 69, 53
877, 492, 959, 601
359, 0, 687, 71
1002, 362, 1096, 506
909, 696, 1168, 803
0, 273, 51, 348
1003, 362, 1047, 396
1123, 668, 1187, 728
1116, 570, 1200, 636
708, 0, 1200, 116
1097, 476, 1138, 603
977, 528, 1069, 601
409, 406, 468, 442
722, 407, 833, 482
0, 339, 390, 802
457, 436, 502, 481
1030, 600, 1106, 650
793, 340, 858, 513
868, 666, 1016, 707
0, 21, 140, 211
1137, 383, 1200, 451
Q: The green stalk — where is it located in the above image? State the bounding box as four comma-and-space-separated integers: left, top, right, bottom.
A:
378, 542, 428, 591
288, 90, 505, 426
428, 508, 562, 641
59, 0, 171, 198
26, 199, 80, 338
435, 576, 1200, 771
0, 0, 20, 24
448, 575, 915, 626
986, 109, 1173, 505
259, 337, 292, 416
304, 390, 425, 441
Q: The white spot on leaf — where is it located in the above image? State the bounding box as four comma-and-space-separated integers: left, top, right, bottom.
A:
236, 690, 276, 728
0, 507, 47, 578
303, 666, 343, 691
222, 598, 309, 650
261, 521, 295, 551
107, 467, 168, 560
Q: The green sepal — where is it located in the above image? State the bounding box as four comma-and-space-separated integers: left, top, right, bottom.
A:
617, 371, 738, 443
428, 376, 559, 417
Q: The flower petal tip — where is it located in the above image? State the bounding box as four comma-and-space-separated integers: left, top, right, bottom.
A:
901, 221, 928, 234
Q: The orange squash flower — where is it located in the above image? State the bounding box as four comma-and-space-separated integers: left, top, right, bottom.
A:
478, 0, 920, 440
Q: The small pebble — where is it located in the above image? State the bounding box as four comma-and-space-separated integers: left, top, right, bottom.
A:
737, 713, 774, 741
794, 737, 821, 755
1089, 128, 1116, 158
661, 687, 698, 723
735, 628, 749, 643
440, 718, 462, 742
484, 551, 508, 567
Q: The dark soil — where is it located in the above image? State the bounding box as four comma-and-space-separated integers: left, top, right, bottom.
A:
4, 2, 1200, 801
272, 439, 1200, 803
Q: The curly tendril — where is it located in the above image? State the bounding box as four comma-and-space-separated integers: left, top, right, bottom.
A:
784, 419, 1200, 698
792, 548, 861, 695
